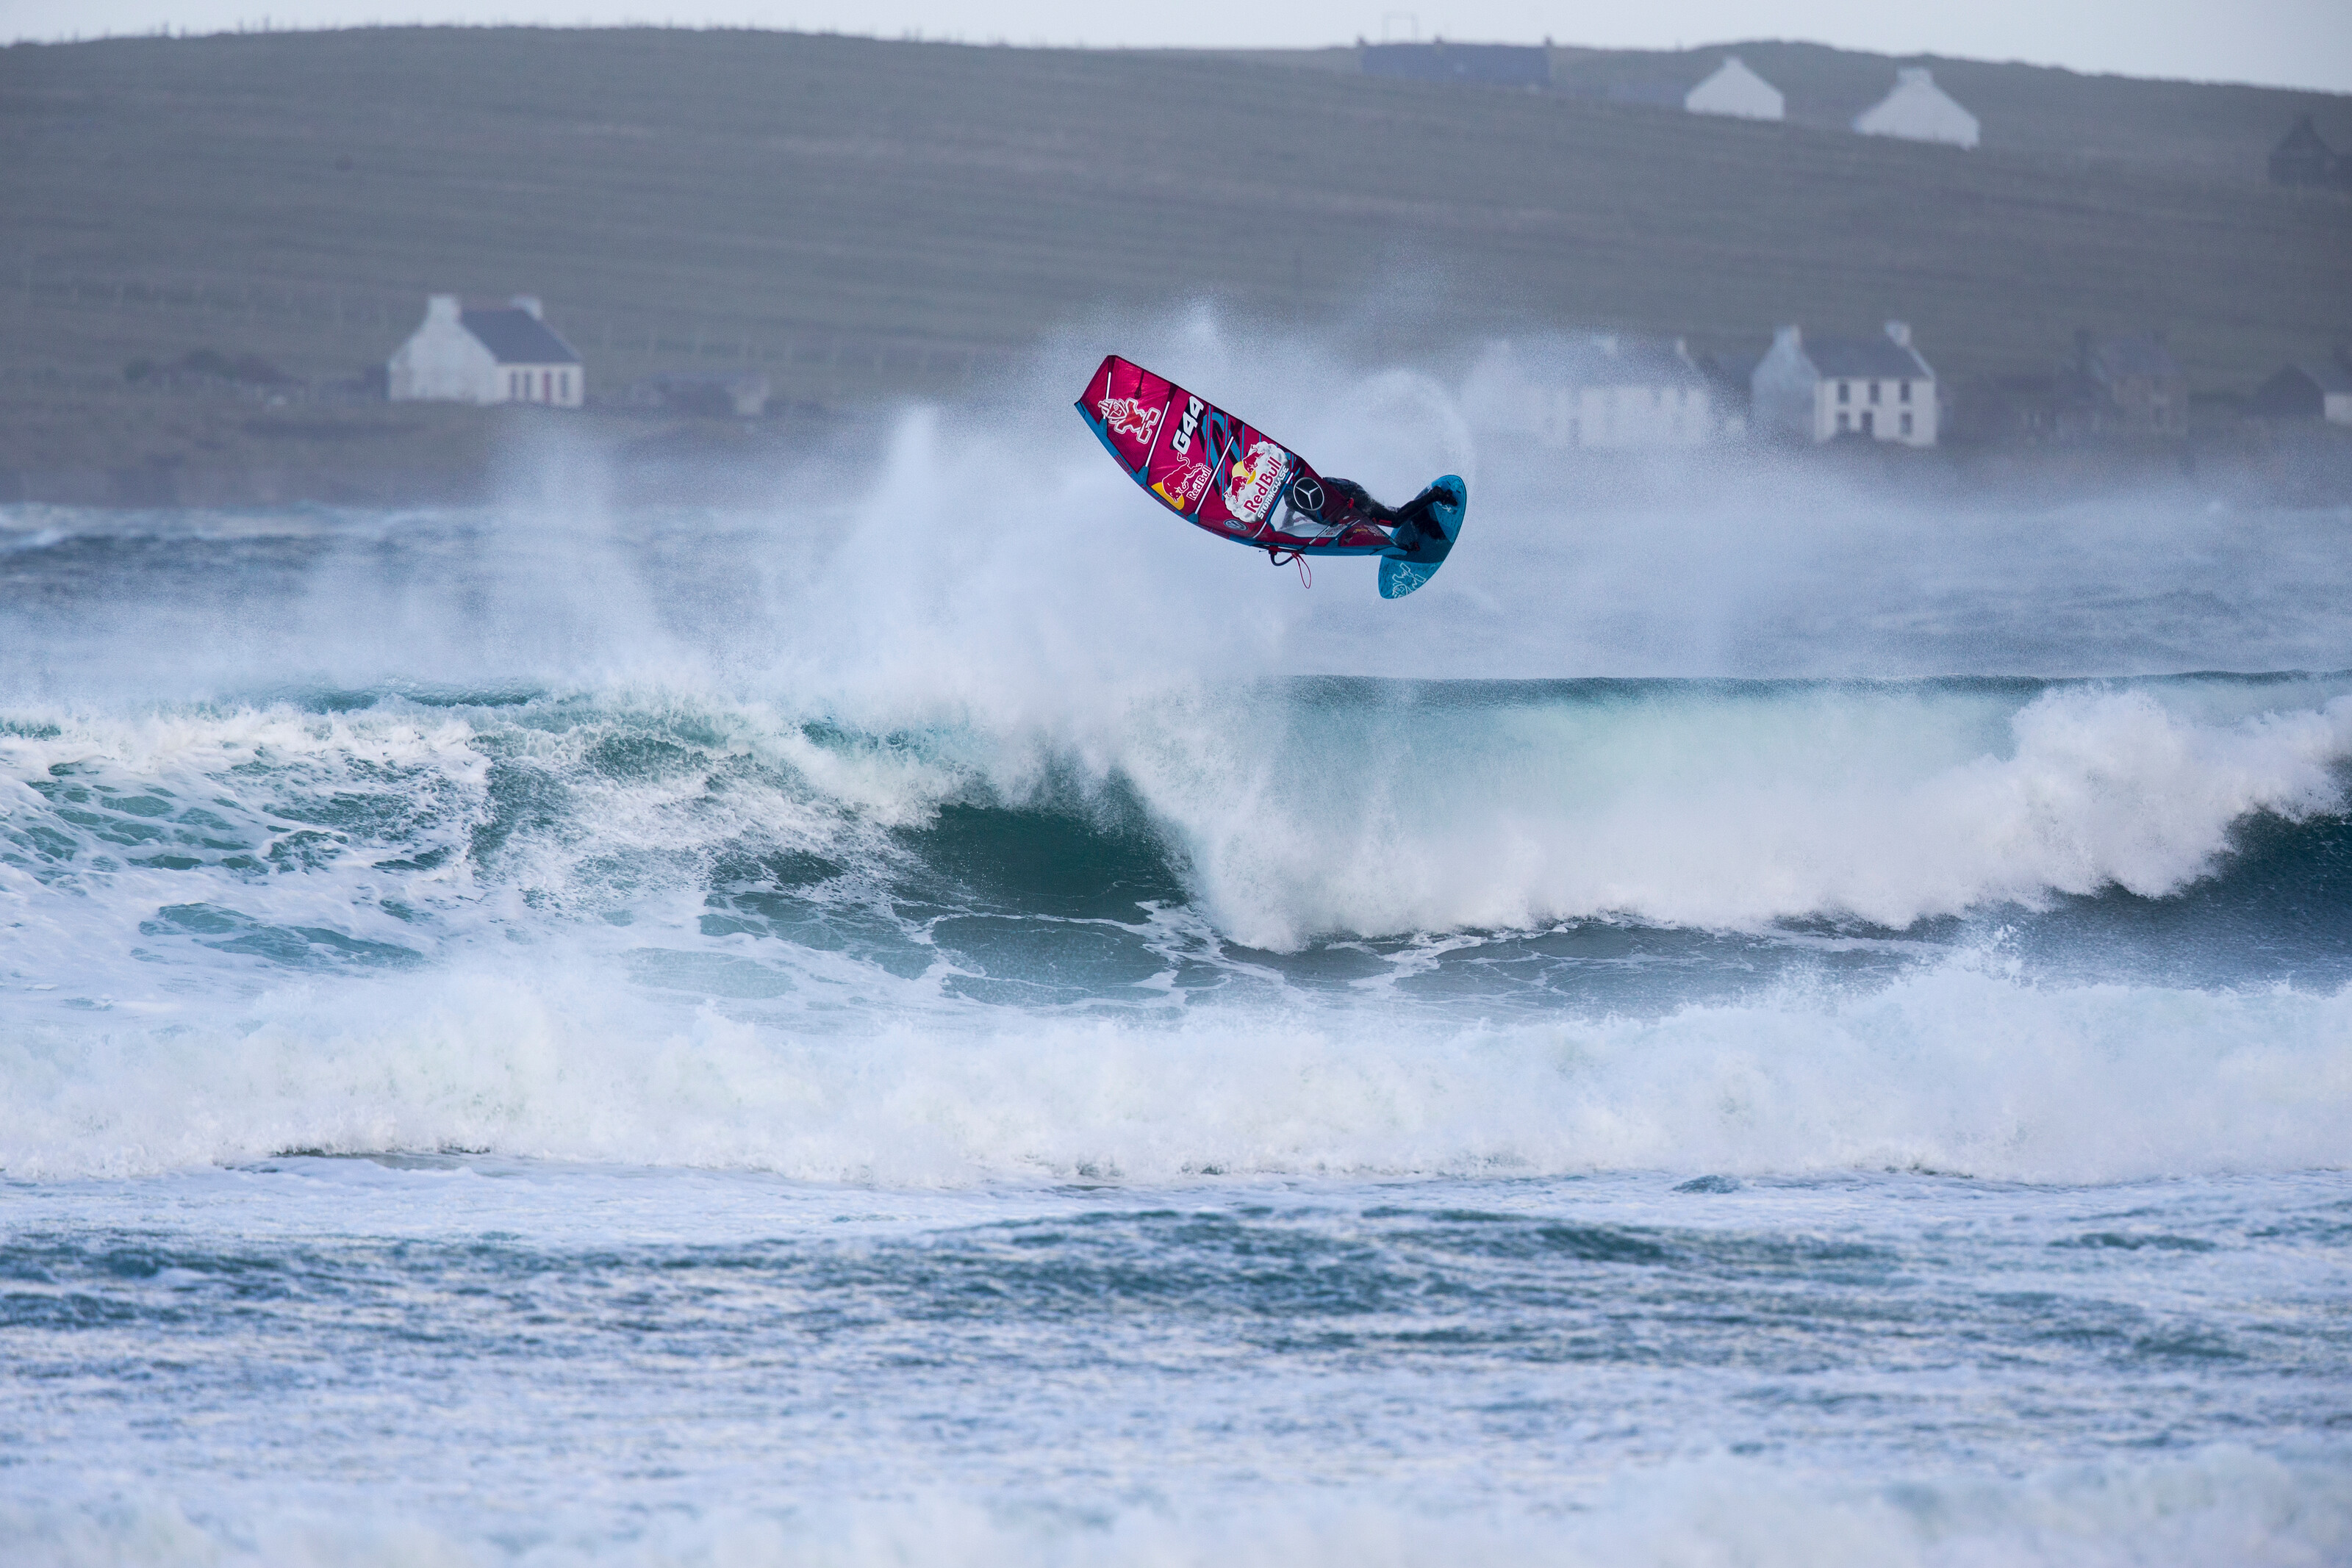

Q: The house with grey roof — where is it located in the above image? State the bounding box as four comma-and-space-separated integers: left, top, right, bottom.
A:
389, 294, 583, 406
1956, 331, 2191, 444
1752, 323, 1938, 445
1463, 334, 1725, 450
2069, 330, 2187, 437
2251, 359, 2352, 425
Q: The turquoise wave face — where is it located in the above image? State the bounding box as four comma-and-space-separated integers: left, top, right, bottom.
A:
5, 677, 2348, 996
4, 675, 2348, 1185
4, 675, 2345, 982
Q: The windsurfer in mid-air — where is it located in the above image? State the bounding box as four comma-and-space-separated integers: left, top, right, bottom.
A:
1316, 476, 1465, 558
1078, 353, 1469, 598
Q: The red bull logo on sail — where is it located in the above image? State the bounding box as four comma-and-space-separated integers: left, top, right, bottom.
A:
1152, 461, 1212, 511
1223, 439, 1290, 524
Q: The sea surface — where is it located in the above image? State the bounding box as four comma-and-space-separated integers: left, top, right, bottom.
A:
4, 346, 2351, 1564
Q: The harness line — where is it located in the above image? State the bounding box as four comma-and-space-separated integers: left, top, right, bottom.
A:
1266, 547, 1311, 589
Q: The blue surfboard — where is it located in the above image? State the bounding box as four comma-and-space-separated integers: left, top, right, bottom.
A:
1377, 475, 1466, 600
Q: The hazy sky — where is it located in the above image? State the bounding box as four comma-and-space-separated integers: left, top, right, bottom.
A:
3, 1, 2348, 94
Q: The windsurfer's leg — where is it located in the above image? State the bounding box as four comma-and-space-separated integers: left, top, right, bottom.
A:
1385, 482, 1463, 554
1319, 477, 1396, 525
1385, 489, 1436, 551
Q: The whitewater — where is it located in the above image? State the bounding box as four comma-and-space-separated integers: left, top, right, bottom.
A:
4, 326, 2350, 1565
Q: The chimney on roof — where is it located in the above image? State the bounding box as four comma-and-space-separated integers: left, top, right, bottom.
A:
1885, 320, 1912, 348
511, 294, 543, 319
1774, 325, 1801, 351
426, 293, 459, 323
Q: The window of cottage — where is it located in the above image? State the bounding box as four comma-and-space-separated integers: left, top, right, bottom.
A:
1870, 381, 1882, 405
1838, 381, 1851, 404
1900, 381, 1912, 404
1901, 411, 1914, 436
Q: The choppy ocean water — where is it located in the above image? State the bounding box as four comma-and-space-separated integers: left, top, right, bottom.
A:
4, 347, 2351, 1564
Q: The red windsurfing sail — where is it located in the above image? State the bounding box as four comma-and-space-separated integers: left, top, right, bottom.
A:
1075, 355, 1393, 555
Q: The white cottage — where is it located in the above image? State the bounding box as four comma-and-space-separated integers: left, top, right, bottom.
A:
389, 294, 584, 406
1752, 322, 1938, 446
1464, 336, 1722, 450
1685, 56, 1784, 122
1852, 68, 1979, 148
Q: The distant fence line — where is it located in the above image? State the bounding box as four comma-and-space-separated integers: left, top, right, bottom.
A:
7, 270, 1024, 384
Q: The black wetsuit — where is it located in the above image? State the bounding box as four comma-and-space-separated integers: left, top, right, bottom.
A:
1321, 478, 1450, 555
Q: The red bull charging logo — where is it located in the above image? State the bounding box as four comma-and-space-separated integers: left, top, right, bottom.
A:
1151, 461, 1212, 511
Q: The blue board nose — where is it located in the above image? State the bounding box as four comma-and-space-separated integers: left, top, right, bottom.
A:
1430, 475, 1466, 539
1378, 475, 1468, 598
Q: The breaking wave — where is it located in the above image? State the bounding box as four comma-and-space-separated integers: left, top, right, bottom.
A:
4, 949, 2348, 1184
4, 675, 2347, 1184
4, 675, 2346, 949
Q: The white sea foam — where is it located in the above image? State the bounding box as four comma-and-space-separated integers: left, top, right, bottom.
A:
1108, 682, 2352, 946
4, 950, 2346, 1183
7, 1445, 2345, 1567
4, 679, 2349, 1190
7, 680, 2346, 956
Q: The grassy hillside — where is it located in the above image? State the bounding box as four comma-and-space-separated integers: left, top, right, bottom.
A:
1544, 40, 2352, 180
1, 26, 2347, 418
1225, 40, 2352, 179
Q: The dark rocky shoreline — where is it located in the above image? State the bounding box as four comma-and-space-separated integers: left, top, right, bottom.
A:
6, 400, 2343, 514
0, 386, 884, 509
